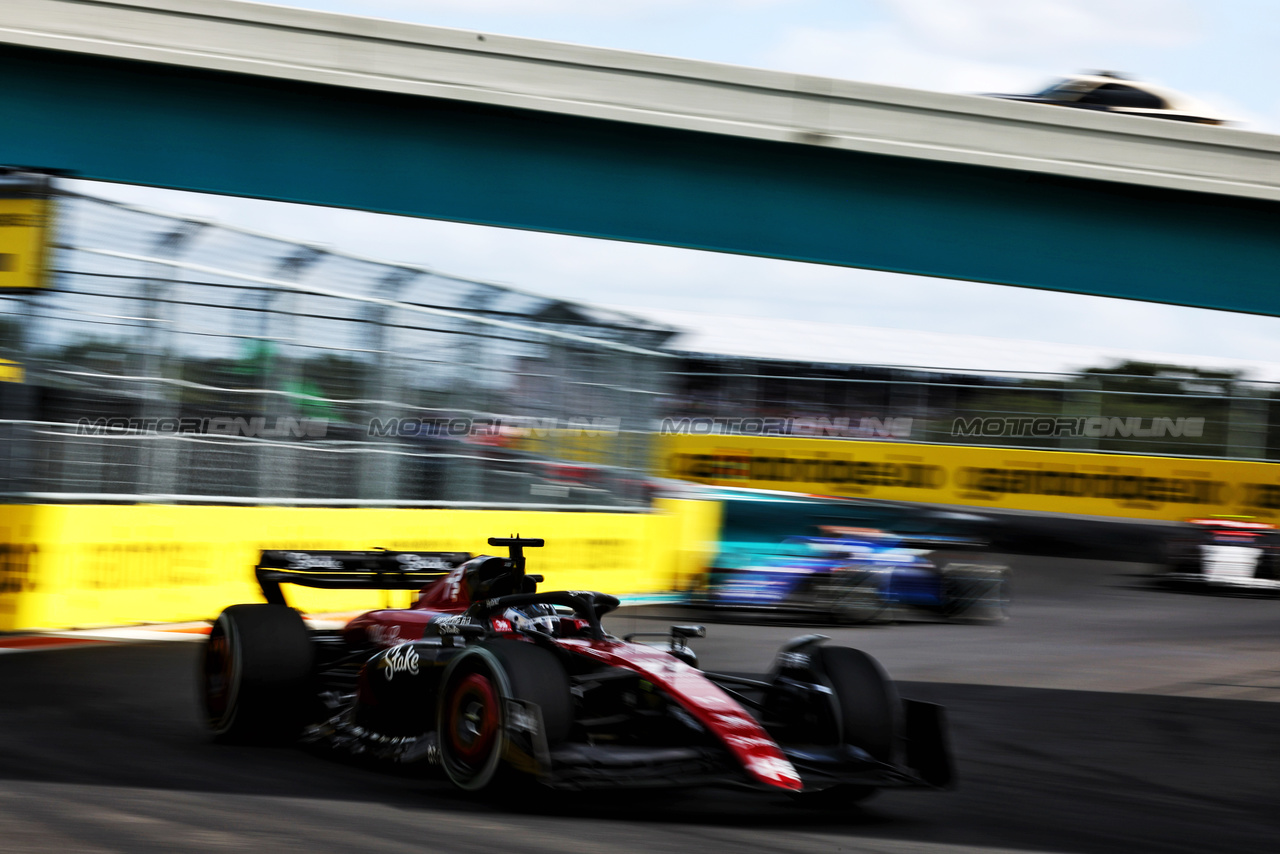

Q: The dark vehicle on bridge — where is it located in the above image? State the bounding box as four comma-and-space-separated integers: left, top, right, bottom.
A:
987, 72, 1228, 125
1159, 517, 1280, 593
201, 537, 953, 803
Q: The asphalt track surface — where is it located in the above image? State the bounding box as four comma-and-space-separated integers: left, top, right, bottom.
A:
2, 555, 1279, 854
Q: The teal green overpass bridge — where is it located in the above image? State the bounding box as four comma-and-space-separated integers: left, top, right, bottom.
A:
2, 0, 1279, 314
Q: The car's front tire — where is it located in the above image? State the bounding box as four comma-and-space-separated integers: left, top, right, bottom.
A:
201, 604, 316, 743
791, 645, 903, 806
437, 640, 572, 793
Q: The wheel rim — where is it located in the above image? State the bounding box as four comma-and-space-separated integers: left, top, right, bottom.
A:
445, 672, 500, 775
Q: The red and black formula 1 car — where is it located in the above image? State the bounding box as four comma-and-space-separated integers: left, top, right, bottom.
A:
201, 537, 953, 803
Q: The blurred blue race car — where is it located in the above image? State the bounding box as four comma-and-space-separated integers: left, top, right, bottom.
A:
702, 526, 1010, 624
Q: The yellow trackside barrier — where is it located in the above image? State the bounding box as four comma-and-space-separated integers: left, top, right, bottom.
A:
659, 434, 1280, 523
0, 500, 721, 632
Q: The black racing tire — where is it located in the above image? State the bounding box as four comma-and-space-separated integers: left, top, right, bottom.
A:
793, 645, 902, 807
437, 640, 571, 793
822, 571, 886, 626
201, 604, 316, 744
941, 565, 1011, 621
815, 646, 901, 764
1256, 549, 1280, 582
487, 640, 573, 745
979, 569, 1013, 621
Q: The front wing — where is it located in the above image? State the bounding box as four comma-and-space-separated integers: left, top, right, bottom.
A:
306, 691, 951, 796
504, 696, 953, 794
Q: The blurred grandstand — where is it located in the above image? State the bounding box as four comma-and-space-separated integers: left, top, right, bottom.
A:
643, 307, 1280, 461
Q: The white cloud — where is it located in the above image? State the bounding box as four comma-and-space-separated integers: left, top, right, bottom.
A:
882, 0, 1200, 58
763, 24, 1048, 93
765, 0, 1203, 95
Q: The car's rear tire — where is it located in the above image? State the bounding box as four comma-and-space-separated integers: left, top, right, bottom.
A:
437, 640, 571, 793
794, 645, 902, 806
201, 604, 315, 744
941, 564, 1011, 621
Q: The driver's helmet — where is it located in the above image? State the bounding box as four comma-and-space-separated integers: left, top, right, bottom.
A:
502, 603, 560, 635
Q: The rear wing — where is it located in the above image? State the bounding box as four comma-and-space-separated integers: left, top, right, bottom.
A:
255, 550, 472, 606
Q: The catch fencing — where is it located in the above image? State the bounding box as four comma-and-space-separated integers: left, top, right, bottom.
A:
0, 190, 673, 508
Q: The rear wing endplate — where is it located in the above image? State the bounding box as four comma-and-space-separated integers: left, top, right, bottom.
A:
255, 550, 472, 606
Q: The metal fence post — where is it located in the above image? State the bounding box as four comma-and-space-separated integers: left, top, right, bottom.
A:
1227, 383, 1269, 460
138, 220, 204, 496
257, 246, 324, 499
359, 269, 415, 501
1061, 376, 1101, 451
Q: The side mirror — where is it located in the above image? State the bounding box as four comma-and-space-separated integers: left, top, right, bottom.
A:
668, 625, 705, 667
622, 625, 705, 667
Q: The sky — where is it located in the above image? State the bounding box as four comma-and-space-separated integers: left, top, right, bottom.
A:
77, 0, 1280, 374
